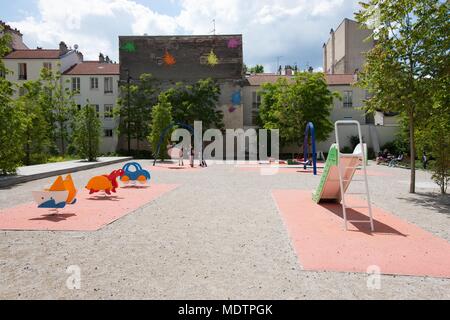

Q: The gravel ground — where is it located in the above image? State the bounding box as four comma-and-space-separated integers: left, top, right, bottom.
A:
0, 160, 449, 299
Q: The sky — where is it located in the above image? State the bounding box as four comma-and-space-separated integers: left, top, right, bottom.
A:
2, 0, 361, 72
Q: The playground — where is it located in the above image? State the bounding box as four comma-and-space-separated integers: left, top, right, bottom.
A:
0, 154, 449, 299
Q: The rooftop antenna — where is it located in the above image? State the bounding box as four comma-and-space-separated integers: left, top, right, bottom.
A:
210, 19, 216, 36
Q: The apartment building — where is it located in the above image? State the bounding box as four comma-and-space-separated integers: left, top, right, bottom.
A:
3, 36, 119, 153
3, 41, 82, 97
62, 60, 120, 153
323, 18, 375, 74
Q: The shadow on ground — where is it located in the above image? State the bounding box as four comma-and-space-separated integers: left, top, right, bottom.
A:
397, 192, 450, 216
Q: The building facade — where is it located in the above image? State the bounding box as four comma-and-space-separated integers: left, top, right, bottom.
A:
3, 42, 83, 97
62, 61, 120, 153
118, 34, 245, 149
323, 18, 375, 75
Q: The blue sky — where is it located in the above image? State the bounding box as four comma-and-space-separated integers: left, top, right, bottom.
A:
2, 0, 361, 72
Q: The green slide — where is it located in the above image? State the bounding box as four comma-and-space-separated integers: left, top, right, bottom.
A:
312, 144, 362, 203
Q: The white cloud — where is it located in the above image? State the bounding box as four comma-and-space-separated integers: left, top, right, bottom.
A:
8, 0, 360, 71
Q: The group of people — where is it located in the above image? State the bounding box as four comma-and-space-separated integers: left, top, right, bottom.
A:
376, 149, 404, 167
172, 145, 207, 168
376, 149, 429, 169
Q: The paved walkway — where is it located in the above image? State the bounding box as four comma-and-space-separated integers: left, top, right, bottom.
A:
0, 157, 132, 188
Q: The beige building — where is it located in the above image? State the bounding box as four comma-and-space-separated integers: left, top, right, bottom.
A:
323, 18, 375, 74
0, 20, 28, 50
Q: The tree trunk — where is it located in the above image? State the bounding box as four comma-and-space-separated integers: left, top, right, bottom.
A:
60, 122, 65, 155
409, 111, 416, 193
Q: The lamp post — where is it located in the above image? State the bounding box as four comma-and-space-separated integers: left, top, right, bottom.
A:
125, 68, 131, 154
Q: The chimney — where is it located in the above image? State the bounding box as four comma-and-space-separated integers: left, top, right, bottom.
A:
76, 51, 84, 62
323, 43, 327, 74
59, 41, 68, 55
99, 53, 105, 63
330, 28, 335, 74
285, 65, 293, 76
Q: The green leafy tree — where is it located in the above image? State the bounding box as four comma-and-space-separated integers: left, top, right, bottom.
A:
356, 0, 448, 193
16, 80, 50, 165
163, 78, 223, 129
0, 28, 25, 174
72, 104, 101, 162
116, 73, 159, 153
416, 85, 450, 194
249, 64, 264, 74
149, 95, 173, 160
258, 72, 336, 147
39, 67, 77, 155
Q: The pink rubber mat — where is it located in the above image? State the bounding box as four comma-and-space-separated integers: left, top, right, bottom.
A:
149, 164, 206, 171
0, 184, 179, 231
272, 189, 450, 278
238, 167, 391, 176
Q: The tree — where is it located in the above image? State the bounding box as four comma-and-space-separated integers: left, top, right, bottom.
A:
39, 67, 77, 155
0, 27, 25, 174
249, 64, 264, 74
416, 82, 450, 194
258, 72, 336, 147
356, 0, 448, 193
116, 73, 159, 153
163, 78, 223, 129
72, 104, 101, 162
149, 95, 173, 161
15, 80, 50, 165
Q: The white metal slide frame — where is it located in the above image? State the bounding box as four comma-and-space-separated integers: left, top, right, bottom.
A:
335, 120, 375, 231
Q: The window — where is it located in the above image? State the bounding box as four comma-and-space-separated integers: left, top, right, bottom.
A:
93, 104, 100, 118
343, 90, 353, 108
90, 77, 99, 90
43, 62, 52, 70
18, 63, 27, 80
252, 91, 262, 109
0, 68, 5, 78
71, 77, 80, 93
104, 129, 113, 137
104, 104, 113, 118
77, 104, 82, 111
104, 77, 113, 94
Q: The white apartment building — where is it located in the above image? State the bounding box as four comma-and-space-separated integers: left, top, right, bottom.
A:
62, 61, 120, 153
3, 42, 82, 97
3, 38, 120, 154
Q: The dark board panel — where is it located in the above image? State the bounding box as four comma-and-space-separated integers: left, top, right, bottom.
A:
119, 35, 243, 83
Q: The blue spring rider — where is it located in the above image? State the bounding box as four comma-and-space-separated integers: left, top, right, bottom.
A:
121, 162, 151, 185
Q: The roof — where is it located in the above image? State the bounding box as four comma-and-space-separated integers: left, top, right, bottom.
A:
325, 74, 357, 85
4, 49, 61, 59
63, 62, 120, 75
246, 73, 356, 86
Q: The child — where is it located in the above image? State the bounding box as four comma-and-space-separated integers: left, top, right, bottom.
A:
189, 145, 194, 168
179, 146, 184, 167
